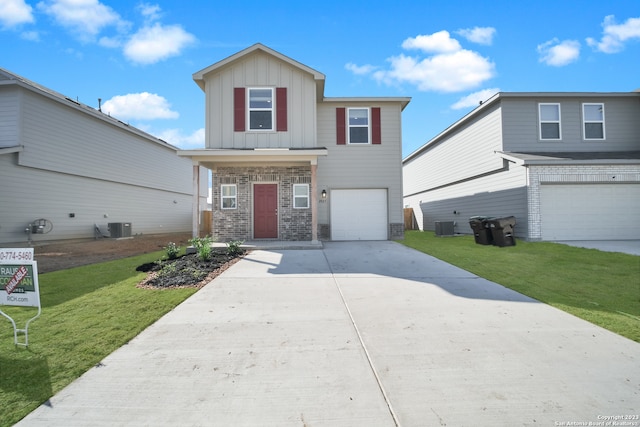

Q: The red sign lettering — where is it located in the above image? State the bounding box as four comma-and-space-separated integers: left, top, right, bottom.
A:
5, 265, 28, 295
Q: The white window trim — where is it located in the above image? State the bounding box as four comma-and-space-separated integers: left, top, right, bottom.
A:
293, 184, 309, 209
538, 103, 562, 140
248, 87, 274, 131
347, 107, 371, 144
221, 184, 237, 210
582, 103, 606, 140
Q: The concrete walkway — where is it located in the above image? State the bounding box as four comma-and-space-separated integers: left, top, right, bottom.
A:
17, 241, 640, 426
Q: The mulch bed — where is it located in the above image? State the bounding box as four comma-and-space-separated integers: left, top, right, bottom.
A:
136, 249, 247, 289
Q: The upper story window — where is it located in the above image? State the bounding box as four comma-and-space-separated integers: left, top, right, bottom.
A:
348, 108, 370, 144
293, 184, 309, 209
583, 103, 605, 140
249, 88, 273, 130
221, 184, 237, 209
539, 103, 561, 140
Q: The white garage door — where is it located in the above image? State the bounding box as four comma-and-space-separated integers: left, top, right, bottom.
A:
331, 189, 388, 240
540, 184, 640, 240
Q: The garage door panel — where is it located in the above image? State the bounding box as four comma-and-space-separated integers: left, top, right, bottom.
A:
331, 189, 387, 240
541, 184, 640, 240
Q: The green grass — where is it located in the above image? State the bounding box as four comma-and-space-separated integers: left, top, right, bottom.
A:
400, 231, 640, 343
0, 251, 197, 427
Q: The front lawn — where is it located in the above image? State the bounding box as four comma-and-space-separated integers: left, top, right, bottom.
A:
400, 231, 640, 343
0, 250, 198, 427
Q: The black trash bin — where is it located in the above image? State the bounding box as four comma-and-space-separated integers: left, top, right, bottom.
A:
469, 216, 493, 245
488, 217, 516, 247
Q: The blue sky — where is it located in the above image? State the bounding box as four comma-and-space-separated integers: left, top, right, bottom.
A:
1, 0, 639, 157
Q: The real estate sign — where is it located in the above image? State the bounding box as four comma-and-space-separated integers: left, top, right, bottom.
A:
0, 248, 40, 307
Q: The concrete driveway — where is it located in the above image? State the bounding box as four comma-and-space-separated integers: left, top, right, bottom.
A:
17, 241, 640, 426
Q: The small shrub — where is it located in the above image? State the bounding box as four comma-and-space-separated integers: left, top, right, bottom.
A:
164, 242, 180, 259
189, 236, 214, 261
226, 240, 244, 256
157, 261, 177, 277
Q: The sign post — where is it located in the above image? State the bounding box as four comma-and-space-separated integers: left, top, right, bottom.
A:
0, 248, 41, 347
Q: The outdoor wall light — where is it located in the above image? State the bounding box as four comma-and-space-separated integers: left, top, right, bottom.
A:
321, 189, 327, 199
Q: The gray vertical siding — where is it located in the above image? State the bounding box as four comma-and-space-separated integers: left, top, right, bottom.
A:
205, 51, 318, 149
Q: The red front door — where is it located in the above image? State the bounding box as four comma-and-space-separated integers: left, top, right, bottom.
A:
254, 184, 278, 238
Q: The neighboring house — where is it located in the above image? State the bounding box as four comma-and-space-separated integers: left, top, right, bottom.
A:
178, 43, 410, 242
0, 67, 207, 245
403, 91, 640, 241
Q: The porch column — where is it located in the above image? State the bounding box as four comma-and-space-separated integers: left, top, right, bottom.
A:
192, 163, 200, 238
310, 161, 318, 243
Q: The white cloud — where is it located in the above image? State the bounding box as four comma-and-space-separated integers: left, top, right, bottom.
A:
373, 49, 495, 92
537, 38, 580, 66
348, 30, 495, 93
138, 3, 162, 23
451, 88, 500, 110
586, 15, 640, 53
155, 127, 205, 149
0, 0, 34, 28
37, 0, 128, 41
402, 31, 461, 53
101, 92, 179, 120
123, 23, 195, 65
456, 27, 496, 45
345, 62, 377, 75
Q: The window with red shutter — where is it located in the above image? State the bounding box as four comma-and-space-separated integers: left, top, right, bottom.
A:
372, 107, 381, 144
336, 108, 346, 145
234, 88, 245, 132
276, 87, 287, 131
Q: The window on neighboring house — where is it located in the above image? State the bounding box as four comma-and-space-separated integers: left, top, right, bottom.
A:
293, 184, 309, 209
348, 108, 370, 144
583, 103, 605, 140
249, 88, 273, 130
539, 103, 561, 140
221, 184, 237, 209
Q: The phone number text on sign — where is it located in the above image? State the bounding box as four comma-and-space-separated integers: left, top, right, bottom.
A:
0, 249, 34, 262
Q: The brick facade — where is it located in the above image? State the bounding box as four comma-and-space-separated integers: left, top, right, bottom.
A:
211, 166, 312, 241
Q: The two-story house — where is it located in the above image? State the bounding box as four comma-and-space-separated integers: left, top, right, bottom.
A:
179, 44, 410, 242
0, 67, 207, 245
403, 91, 640, 241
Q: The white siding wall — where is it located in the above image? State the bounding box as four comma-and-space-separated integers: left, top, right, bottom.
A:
403, 104, 504, 196
0, 153, 193, 243
0, 86, 19, 148
19, 91, 191, 193
0, 86, 204, 244
502, 97, 640, 152
204, 51, 318, 149
403, 103, 530, 237
316, 102, 404, 226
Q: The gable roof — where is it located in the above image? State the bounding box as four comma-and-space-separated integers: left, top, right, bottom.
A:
192, 43, 326, 98
0, 67, 178, 151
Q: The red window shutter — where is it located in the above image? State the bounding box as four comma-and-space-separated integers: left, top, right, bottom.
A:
372, 107, 381, 144
234, 87, 245, 132
336, 108, 346, 145
276, 87, 287, 131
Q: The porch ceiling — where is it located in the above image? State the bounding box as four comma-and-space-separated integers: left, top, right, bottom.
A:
177, 148, 328, 169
